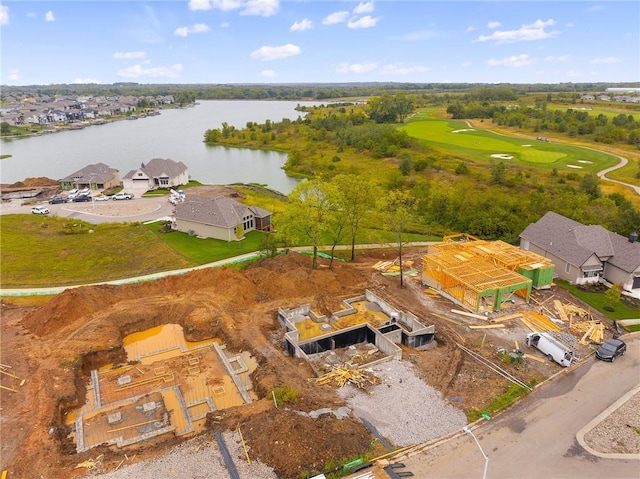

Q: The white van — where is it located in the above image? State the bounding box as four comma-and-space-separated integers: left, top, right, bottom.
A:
526, 332, 576, 367
67, 189, 79, 200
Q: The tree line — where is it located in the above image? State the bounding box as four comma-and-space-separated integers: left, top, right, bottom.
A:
205, 95, 640, 256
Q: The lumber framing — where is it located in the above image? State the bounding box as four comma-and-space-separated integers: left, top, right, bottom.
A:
422, 236, 552, 312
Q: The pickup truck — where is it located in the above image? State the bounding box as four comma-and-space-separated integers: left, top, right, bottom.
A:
112, 192, 133, 200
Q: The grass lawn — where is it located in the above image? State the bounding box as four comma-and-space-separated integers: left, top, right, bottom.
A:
146, 222, 267, 264
400, 119, 620, 173
0, 215, 195, 288
555, 280, 640, 321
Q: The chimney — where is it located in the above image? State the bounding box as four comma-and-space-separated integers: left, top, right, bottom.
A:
630, 232, 638, 243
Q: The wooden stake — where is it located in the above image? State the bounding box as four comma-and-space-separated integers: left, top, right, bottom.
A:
0, 385, 18, 393
272, 390, 278, 408
108, 419, 158, 433
238, 427, 251, 464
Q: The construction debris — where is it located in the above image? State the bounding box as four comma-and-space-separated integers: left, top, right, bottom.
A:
519, 311, 562, 332
577, 321, 605, 345
74, 454, 104, 470
315, 366, 380, 391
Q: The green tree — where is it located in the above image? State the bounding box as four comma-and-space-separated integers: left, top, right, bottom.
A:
278, 179, 332, 269
332, 175, 378, 261
604, 283, 622, 306
0, 122, 10, 135
579, 173, 601, 199
379, 190, 415, 287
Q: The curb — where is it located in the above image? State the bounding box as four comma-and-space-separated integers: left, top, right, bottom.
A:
576, 382, 640, 460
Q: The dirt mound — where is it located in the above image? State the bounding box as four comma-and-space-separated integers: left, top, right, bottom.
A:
220, 408, 375, 479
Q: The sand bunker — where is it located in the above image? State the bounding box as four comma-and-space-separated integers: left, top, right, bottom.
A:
567, 165, 583, 169
451, 129, 475, 133
491, 154, 514, 160
578, 160, 593, 164
522, 144, 532, 147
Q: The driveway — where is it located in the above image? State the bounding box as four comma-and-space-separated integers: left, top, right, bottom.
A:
0, 195, 175, 224
394, 335, 640, 479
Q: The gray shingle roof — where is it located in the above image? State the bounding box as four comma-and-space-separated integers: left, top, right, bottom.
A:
175, 196, 258, 228
123, 158, 187, 180
520, 211, 640, 273
61, 162, 118, 183
143, 158, 188, 178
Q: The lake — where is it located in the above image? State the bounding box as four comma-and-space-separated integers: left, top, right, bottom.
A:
0, 100, 318, 194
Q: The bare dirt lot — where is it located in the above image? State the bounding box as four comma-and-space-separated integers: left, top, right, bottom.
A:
0, 248, 610, 478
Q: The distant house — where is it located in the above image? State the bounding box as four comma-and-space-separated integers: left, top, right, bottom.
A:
60, 162, 120, 192
519, 211, 640, 293
122, 158, 189, 192
174, 196, 272, 242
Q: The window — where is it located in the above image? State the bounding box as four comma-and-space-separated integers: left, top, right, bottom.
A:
159, 177, 169, 186
583, 270, 602, 278
565, 263, 571, 274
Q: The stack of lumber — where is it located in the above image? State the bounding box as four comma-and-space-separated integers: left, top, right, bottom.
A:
315, 366, 380, 390
372, 259, 419, 277
577, 321, 605, 345
554, 299, 589, 322
520, 311, 562, 332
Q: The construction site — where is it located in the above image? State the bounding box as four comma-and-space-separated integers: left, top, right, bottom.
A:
0, 243, 619, 479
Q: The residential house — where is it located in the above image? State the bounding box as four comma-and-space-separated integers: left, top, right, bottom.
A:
174, 195, 272, 242
60, 162, 120, 192
122, 158, 189, 192
519, 211, 640, 292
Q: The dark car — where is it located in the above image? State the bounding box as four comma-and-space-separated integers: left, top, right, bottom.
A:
48, 196, 66, 204
595, 338, 626, 362
73, 194, 92, 202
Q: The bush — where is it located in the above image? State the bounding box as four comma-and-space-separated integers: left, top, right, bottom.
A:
272, 384, 299, 406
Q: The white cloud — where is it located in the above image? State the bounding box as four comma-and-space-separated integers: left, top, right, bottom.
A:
0, 5, 8, 25
250, 43, 301, 61
476, 19, 559, 44
348, 16, 380, 29
379, 64, 428, 75
74, 78, 101, 84
566, 70, 581, 77
291, 19, 312, 32
7, 68, 19, 80
261, 69, 276, 78
208, 0, 279, 16
45, 10, 55, 22
488, 54, 532, 67
113, 51, 147, 60
461, 61, 472, 68
211, 0, 244, 11
240, 0, 279, 17
221, 22, 229, 28
487, 21, 500, 29
323, 11, 349, 25
335, 62, 377, 74
545, 55, 570, 62
465, 26, 475, 33
189, 0, 211, 11
353, 1, 375, 14
174, 23, 210, 37
117, 63, 183, 79
589, 56, 621, 64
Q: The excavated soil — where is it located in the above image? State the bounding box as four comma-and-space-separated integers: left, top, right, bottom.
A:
0, 249, 608, 478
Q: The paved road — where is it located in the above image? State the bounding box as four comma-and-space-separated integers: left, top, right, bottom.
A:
394, 335, 640, 479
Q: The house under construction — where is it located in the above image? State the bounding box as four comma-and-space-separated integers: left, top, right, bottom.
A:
422, 234, 555, 313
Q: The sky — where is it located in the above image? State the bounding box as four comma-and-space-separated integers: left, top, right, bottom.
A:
1, 0, 638, 86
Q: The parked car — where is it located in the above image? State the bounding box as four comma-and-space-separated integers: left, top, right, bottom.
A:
112, 192, 133, 200
67, 189, 79, 200
31, 206, 50, 214
48, 196, 66, 204
79, 188, 91, 196
595, 338, 626, 362
73, 195, 92, 202
94, 195, 110, 201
